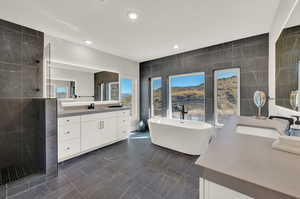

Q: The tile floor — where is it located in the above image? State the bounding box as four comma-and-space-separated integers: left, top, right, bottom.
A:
10, 132, 200, 199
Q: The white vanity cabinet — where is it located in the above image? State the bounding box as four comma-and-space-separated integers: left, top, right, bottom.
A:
200, 178, 253, 199
58, 116, 81, 161
58, 110, 130, 162
117, 110, 131, 140
81, 112, 118, 152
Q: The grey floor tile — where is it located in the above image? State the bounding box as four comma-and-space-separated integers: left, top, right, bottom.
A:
12, 132, 199, 199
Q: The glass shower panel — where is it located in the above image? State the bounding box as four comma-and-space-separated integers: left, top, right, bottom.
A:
44, 43, 52, 98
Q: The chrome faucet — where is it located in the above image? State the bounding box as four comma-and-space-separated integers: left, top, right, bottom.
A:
88, 103, 95, 110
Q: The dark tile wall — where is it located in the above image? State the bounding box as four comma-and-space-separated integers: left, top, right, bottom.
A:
0, 19, 44, 98
0, 99, 58, 199
0, 98, 58, 199
140, 34, 269, 122
0, 19, 58, 198
276, 25, 300, 109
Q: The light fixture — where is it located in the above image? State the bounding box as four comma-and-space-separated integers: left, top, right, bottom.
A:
128, 12, 139, 21
173, 44, 179, 49
84, 40, 92, 45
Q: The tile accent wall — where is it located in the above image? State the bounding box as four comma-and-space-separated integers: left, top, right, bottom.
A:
0, 19, 58, 198
0, 19, 44, 98
140, 34, 269, 122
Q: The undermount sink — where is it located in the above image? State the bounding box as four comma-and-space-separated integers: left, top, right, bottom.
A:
235, 125, 281, 139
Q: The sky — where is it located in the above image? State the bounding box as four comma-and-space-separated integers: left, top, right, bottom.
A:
153, 79, 162, 90
217, 72, 237, 79
121, 78, 132, 94
171, 74, 205, 87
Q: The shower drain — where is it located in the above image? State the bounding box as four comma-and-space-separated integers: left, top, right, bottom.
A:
0, 166, 28, 185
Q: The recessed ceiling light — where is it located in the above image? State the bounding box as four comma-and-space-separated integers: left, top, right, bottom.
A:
84, 40, 92, 45
128, 12, 139, 21
173, 44, 179, 49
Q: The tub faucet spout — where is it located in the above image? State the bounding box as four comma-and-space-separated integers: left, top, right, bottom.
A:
176, 104, 188, 120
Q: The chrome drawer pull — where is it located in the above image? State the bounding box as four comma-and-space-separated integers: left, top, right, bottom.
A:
65, 131, 70, 135
66, 147, 70, 151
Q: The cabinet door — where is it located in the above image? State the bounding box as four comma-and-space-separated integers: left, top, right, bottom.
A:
100, 117, 117, 144
200, 178, 253, 199
81, 120, 102, 151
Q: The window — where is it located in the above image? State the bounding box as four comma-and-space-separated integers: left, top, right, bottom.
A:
214, 68, 240, 126
169, 72, 205, 121
108, 82, 119, 101
121, 78, 133, 110
151, 77, 163, 117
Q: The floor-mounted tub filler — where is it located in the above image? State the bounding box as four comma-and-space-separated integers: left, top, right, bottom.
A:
148, 118, 215, 155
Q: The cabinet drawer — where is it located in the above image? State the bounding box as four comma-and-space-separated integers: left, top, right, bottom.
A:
118, 110, 130, 117
58, 116, 81, 126
58, 139, 80, 160
118, 117, 130, 139
81, 120, 102, 151
81, 112, 117, 122
58, 124, 81, 141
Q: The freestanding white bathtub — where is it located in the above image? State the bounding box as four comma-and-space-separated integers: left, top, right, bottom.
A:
148, 118, 215, 155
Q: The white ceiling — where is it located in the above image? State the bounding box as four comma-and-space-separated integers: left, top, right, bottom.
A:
287, 1, 300, 27
1, 0, 280, 62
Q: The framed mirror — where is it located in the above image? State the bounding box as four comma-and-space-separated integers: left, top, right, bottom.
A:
276, 2, 300, 111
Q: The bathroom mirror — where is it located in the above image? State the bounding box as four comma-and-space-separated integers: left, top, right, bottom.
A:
48, 62, 119, 101
275, 2, 300, 110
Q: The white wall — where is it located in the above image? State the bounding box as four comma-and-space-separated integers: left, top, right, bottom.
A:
44, 35, 139, 77
50, 67, 94, 100
44, 35, 140, 128
269, 0, 300, 117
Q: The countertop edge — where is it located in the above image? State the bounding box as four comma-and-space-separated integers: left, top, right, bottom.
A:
58, 107, 130, 118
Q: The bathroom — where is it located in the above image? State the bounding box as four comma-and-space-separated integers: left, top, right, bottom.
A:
0, 0, 300, 199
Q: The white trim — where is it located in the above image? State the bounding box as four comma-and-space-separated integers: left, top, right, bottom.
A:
151, 77, 162, 117
168, 72, 205, 120
298, 61, 300, 91
100, 83, 104, 101
214, 68, 240, 126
